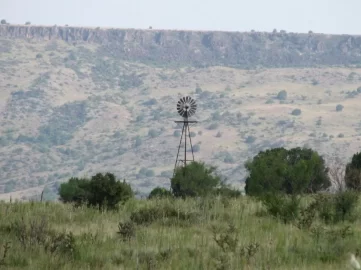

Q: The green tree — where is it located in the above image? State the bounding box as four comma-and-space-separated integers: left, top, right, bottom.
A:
59, 173, 133, 210
58, 177, 90, 205
87, 173, 133, 210
1, 19, 6, 25
345, 152, 361, 190
171, 161, 221, 198
148, 187, 173, 199
245, 147, 330, 196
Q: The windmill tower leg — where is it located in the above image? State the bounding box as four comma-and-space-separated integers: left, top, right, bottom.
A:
173, 123, 186, 176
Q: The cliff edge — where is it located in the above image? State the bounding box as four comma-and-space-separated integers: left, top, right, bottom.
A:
1, 24, 361, 68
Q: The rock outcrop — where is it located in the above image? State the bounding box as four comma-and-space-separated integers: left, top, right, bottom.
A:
1, 24, 361, 68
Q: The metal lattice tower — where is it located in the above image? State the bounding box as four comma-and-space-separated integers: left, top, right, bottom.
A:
173, 96, 198, 176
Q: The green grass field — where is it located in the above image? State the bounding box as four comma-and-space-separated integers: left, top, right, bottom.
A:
1, 196, 360, 269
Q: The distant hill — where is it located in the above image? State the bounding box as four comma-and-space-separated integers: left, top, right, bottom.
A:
1, 24, 361, 200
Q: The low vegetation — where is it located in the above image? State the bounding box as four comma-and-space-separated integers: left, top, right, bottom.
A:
1, 147, 361, 269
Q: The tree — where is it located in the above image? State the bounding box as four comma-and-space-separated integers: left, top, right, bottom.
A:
148, 187, 173, 199
1, 19, 6, 25
87, 173, 133, 209
59, 173, 133, 210
345, 152, 361, 191
171, 161, 221, 198
245, 147, 330, 196
58, 177, 90, 205
25, 21, 31, 25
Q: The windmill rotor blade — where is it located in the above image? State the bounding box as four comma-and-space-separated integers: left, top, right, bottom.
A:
176, 96, 197, 118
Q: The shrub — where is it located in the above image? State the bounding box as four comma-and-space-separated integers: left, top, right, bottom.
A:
311, 192, 359, 224
130, 205, 196, 225
276, 90, 287, 100
8, 217, 77, 257
245, 147, 331, 196
117, 221, 135, 242
148, 129, 159, 138
36, 53, 43, 59
224, 154, 234, 164
138, 168, 155, 178
173, 130, 181, 137
261, 193, 301, 224
336, 104, 344, 112
160, 170, 172, 178
134, 136, 142, 147
59, 173, 133, 210
245, 136, 256, 144
171, 161, 221, 198
148, 187, 173, 199
192, 144, 200, 152
208, 123, 219, 130
214, 186, 242, 198
291, 109, 302, 116
143, 98, 157, 106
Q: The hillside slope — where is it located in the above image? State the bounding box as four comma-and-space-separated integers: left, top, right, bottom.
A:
1, 25, 361, 200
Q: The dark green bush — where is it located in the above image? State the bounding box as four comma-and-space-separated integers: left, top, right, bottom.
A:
171, 161, 221, 198
148, 187, 173, 199
87, 173, 133, 210
260, 193, 301, 224
59, 173, 133, 210
305, 192, 359, 224
58, 177, 90, 206
320, 192, 358, 224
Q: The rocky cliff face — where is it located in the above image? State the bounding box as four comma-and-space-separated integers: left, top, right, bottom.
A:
1, 24, 361, 67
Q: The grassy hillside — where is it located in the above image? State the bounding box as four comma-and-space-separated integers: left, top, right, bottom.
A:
2, 34, 361, 200
0, 196, 360, 269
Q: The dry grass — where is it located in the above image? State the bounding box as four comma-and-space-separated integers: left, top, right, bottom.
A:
0, 196, 360, 269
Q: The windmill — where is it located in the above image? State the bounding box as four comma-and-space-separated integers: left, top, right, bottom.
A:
173, 96, 198, 176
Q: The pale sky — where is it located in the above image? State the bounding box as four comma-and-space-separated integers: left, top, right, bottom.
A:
1, 0, 360, 35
